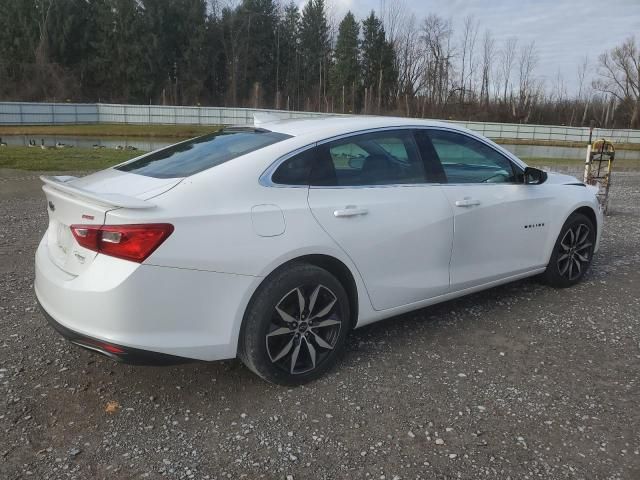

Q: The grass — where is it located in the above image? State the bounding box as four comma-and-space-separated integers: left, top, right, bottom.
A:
523, 156, 640, 170
0, 146, 138, 171
1, 146, 637, 173
0, 123, 222, 138
494, 138, 640, 151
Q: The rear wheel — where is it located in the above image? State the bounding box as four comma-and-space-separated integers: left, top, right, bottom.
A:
239, 264, 350, 385
542, 213, 595, 288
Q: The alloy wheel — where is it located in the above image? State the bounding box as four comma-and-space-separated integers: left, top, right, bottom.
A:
556, 223, 593, 281
266, 285, 342, 375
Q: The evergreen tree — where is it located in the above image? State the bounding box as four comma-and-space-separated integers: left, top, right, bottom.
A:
90, 0, 151, 102
360, 11, 397, 111
299, 0, 330, 109
237, 0, 279, 106
278, 2, 301, 109
331, 11, 360, 112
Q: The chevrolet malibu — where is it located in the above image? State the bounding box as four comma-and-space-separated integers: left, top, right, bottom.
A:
35, 116, 602, 384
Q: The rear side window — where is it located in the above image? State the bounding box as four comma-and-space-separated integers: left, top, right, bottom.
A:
271, 149, 315, 185
116, 129, 290, 179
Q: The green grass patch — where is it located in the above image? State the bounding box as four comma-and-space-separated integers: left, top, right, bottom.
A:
2, 146, 637, 173
524, 156, 639, 170
0, 146, 138, 171
495, 138, 640, 151
0, 123, 222, 138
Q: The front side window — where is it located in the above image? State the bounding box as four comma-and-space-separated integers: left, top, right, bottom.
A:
427, 130, 521, 184
312, 130, 426, 186
117, 129, 290, 179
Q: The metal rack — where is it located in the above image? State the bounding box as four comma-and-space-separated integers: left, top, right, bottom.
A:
583, 137, 615, 215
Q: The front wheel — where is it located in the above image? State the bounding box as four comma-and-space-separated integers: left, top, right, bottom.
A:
541, 213, 596, 288
238, 264, 350, 385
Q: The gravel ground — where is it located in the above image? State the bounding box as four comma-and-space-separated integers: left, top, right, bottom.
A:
1, 168, 639, 480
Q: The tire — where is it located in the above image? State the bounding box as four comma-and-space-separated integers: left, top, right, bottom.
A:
238, 263, 351, 385
541, 212, 596, 288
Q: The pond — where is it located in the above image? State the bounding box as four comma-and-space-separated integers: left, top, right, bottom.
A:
0, 134, 177, 151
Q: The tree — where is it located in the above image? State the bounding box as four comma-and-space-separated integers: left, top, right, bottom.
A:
361, 11, 396, 113
479, 30, 495, 108
499, 37, 517, 103
458, 15, 479, 103
331, 11, 359, 112
278, 2, 301, 109
90, 0, 151, 102
594, 36, 640, 128
420, 14, 454, 112
299, 0, 330, 110
516, 40, 538, 122
237, 0, 279, 106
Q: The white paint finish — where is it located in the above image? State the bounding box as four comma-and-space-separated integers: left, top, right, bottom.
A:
34, 116, 604, 363
42, 185, 107, 275
35, 238, 258, 360
442, 183, 555, 290
251, 204, 285, 237
308, 185, 454, 310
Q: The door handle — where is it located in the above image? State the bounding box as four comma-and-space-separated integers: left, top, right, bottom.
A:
455, 198, 481, 207
334, 206, 369, 217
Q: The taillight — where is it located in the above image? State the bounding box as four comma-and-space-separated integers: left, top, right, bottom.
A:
70, 224, 174, 263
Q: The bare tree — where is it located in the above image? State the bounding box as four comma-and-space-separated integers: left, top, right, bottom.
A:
593, 36, 640, 128
420, 14, 454, 112
516, 40, 538, 122
576, 55, 589, 100
379, 0, 406, 46
499, 37, 517, 103
395, 14, 426, 99
569, 56, 590, 126
479, 29, 495, 107
458, 15, 479, 103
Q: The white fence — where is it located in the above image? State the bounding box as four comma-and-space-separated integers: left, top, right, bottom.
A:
1, 101, 639, 144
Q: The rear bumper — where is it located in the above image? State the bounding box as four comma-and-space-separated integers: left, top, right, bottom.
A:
35, 236, 259, 362
39, 301, 189, 365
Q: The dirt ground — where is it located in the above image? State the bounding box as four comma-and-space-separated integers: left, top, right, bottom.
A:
1, 169, 639, 480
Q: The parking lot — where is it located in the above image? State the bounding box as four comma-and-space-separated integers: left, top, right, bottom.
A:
1, 168, 639, 480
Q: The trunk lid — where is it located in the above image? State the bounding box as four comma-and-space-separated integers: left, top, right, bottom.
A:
42, 169, 181, 275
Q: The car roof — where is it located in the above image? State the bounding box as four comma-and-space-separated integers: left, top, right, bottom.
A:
258, 115, 470, 141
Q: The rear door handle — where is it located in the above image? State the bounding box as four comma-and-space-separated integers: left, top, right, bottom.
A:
455, 198, 481, 207
334, 206, 369, 217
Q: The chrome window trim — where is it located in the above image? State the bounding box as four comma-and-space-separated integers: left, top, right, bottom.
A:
259, 125, 528, 188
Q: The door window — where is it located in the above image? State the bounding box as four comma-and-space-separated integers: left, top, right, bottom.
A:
426, 130, 522, 184
312, 130, 426, 186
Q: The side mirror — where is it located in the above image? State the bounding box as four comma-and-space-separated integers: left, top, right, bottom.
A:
524, 167, 548, 185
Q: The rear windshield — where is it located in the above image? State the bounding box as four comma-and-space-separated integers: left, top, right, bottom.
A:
116, 129, 290, 178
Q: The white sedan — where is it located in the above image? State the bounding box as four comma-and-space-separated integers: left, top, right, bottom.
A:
35, 116, 602, 384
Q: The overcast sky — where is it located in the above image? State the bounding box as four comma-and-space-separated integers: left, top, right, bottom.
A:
319, 0, 639, 94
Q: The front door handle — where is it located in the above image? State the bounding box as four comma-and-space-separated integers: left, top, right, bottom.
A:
334, 206, 369, 217
455, 198, 481, 207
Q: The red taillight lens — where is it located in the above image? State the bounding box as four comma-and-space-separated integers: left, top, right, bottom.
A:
70, 224, 174, 263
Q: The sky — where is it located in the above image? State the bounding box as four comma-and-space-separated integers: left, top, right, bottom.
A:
318, 0, 640, 94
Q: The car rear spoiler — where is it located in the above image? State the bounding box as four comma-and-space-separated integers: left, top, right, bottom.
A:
40, 175, 155, 209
